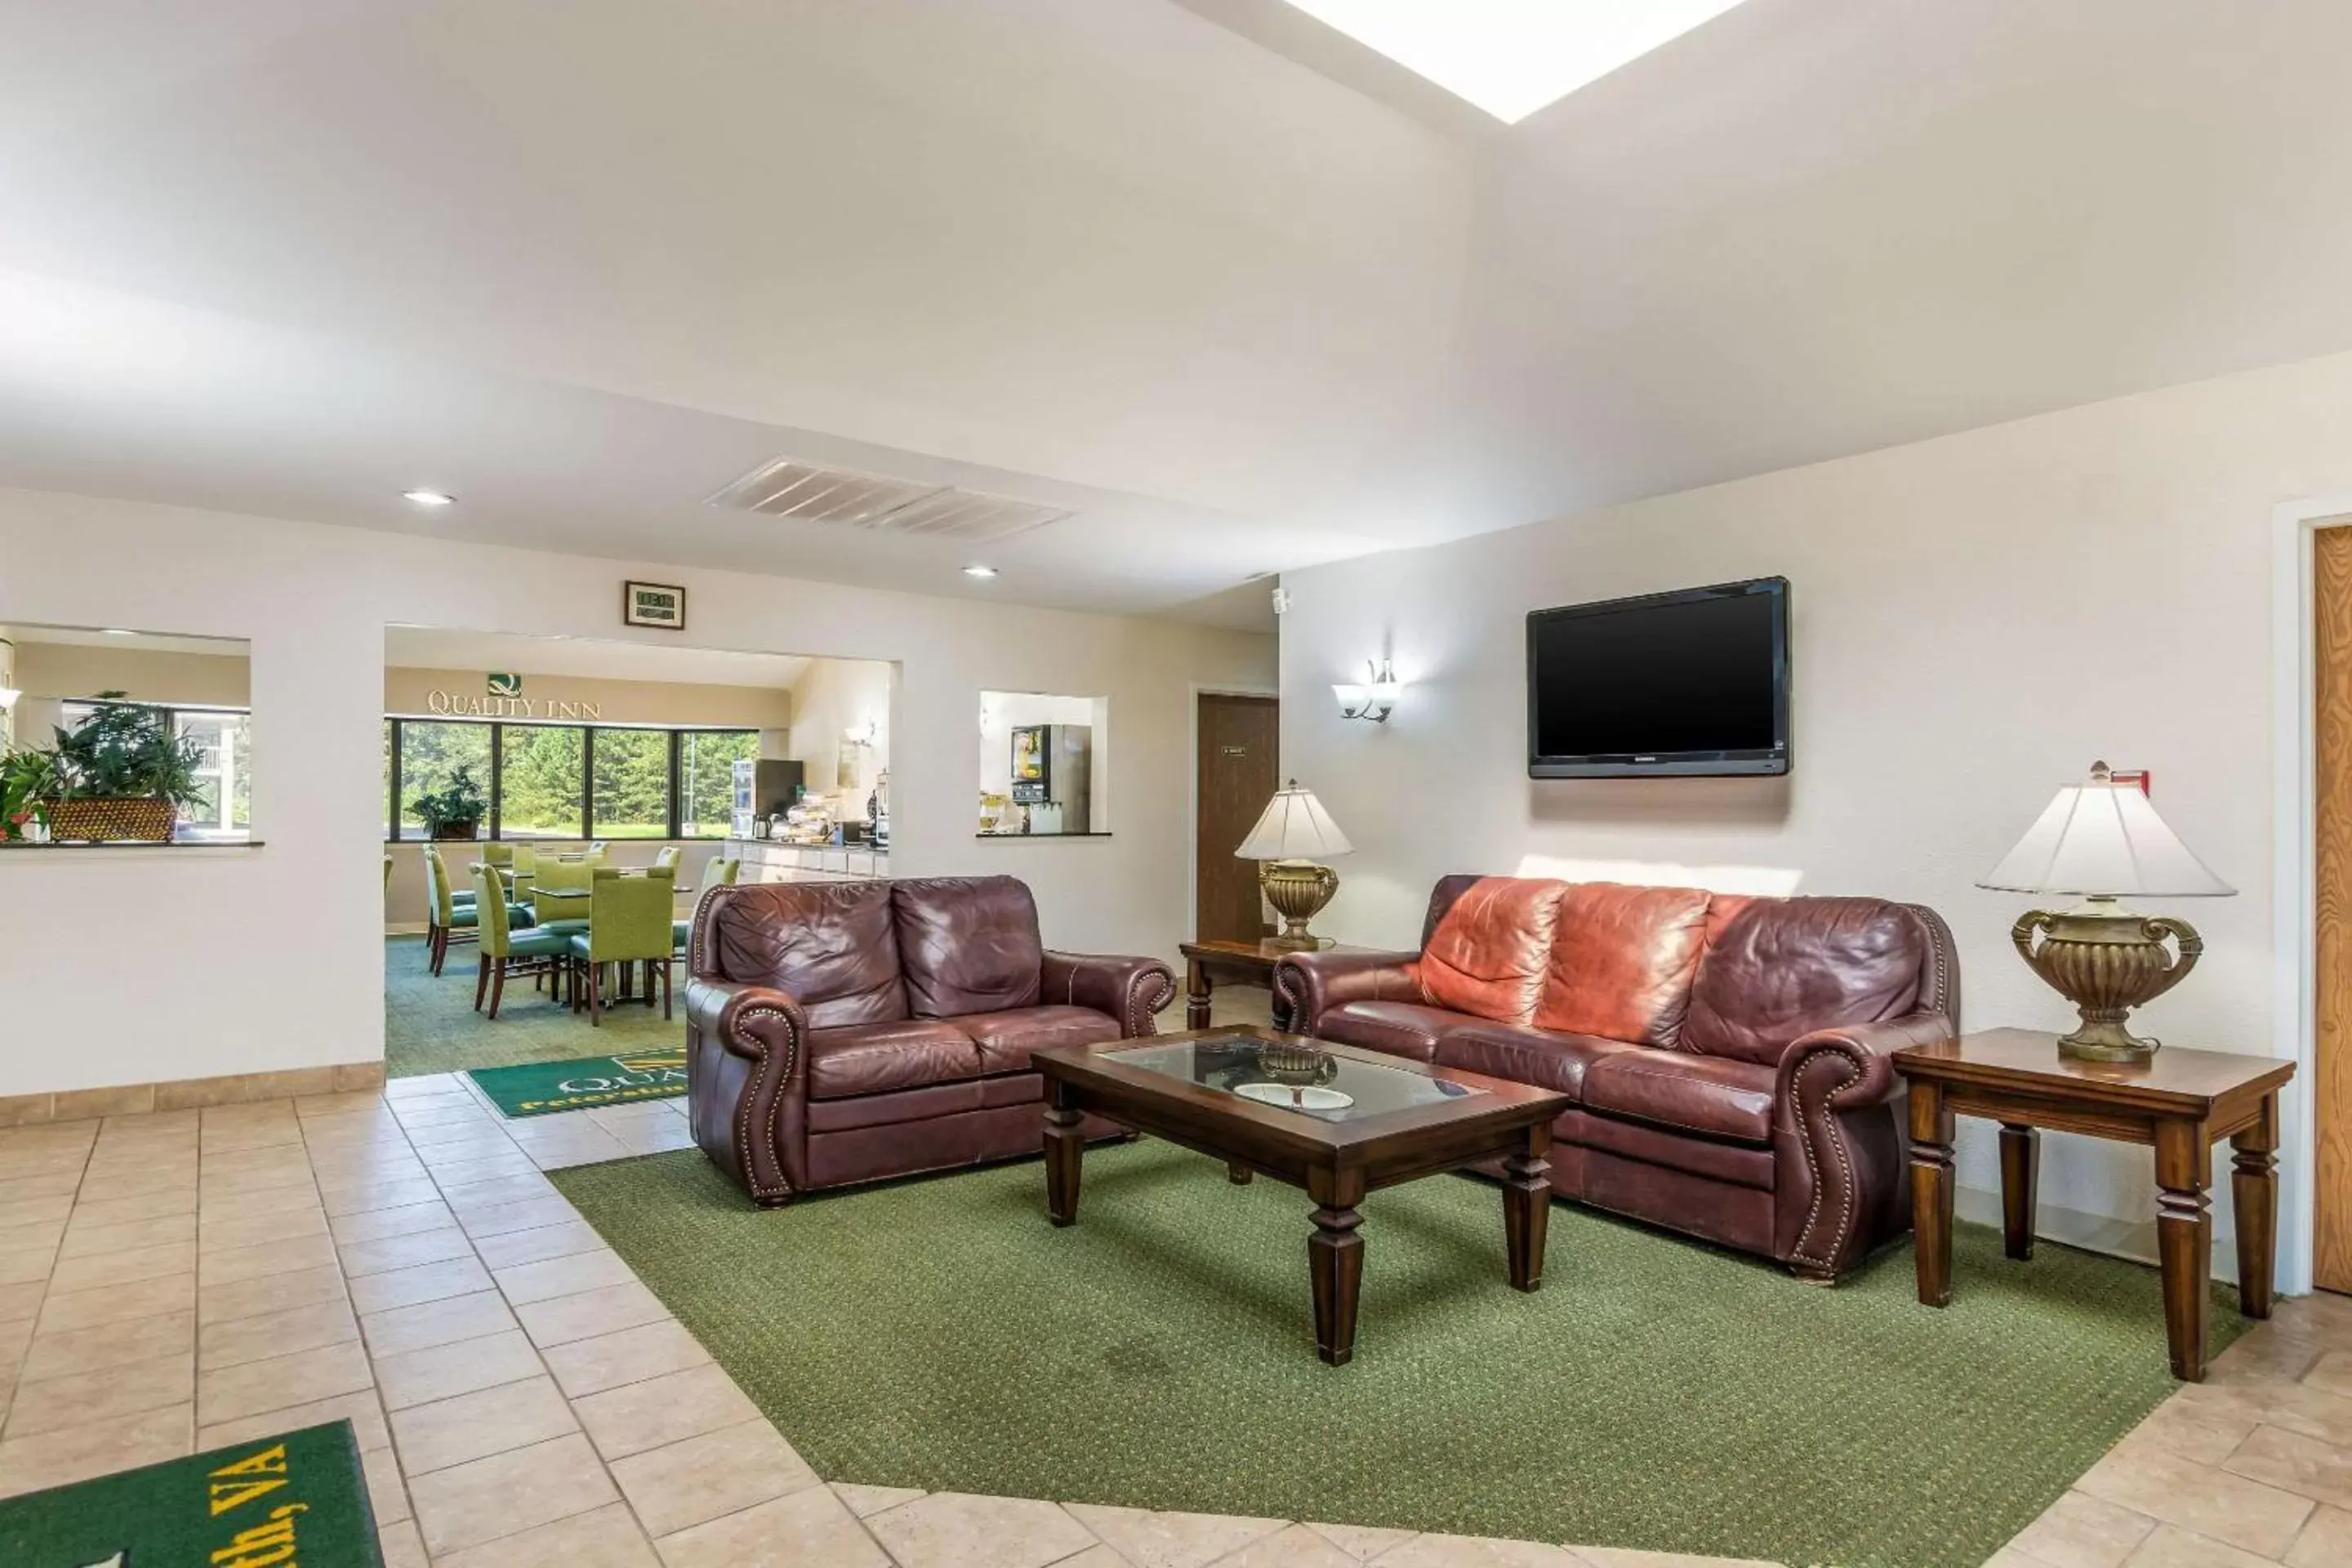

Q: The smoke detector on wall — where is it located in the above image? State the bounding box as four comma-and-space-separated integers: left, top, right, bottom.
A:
706, 458, 1074, 545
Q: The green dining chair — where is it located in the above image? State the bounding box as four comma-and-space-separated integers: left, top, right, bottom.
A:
674, 856, 740, 954
652, 845, 681, 872
570, 866, 676, 1025
481, 840, 519, 899
531, 857, 595, 938
423, 845, 477, 976
472, 864, 571, 1019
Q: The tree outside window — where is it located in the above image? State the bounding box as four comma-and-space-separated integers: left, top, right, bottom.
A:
591, 728, 670, 839
501, 724, 586, 840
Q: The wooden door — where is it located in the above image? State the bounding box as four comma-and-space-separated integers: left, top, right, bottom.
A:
1196, 693, 1278, 942
2317, 523, 2352, 1291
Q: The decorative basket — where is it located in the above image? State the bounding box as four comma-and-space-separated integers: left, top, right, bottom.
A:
41, 797, 178, 843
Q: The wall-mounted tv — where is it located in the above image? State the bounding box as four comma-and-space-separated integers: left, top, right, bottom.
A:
1527, 577, 1790, 778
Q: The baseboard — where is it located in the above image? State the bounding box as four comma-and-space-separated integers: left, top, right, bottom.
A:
0, 1060, 387, 1129
385, 921, 429, 936
1953, 1183, 2238, 1286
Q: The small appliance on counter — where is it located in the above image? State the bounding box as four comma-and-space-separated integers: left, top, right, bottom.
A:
868, 770, 889, 852
1009, 724, 1092, 835
731, 758, 806, 837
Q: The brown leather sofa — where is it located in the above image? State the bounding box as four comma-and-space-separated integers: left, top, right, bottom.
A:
684, 875, 1176, 1205
1274, 876, 1957, 1281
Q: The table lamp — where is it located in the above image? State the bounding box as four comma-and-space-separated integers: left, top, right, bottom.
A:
1977, 761, 2234, 1062
1236, 778, 1353, 951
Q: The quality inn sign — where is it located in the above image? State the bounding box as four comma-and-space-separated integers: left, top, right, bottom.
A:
425, 673, 601, 720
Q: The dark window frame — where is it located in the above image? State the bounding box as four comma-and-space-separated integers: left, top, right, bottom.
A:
382, 716, 759, 844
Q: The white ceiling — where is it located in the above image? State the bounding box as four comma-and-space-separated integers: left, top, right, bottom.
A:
7, 0, 2352, 627
385, 627, 813, 690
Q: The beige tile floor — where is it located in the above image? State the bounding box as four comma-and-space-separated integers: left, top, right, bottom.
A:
0, 1074, 2345, 1568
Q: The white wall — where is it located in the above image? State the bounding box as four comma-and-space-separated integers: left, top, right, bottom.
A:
0, 488, 1272, 1098
1277, 346, 2352, 1276
783, 658, 896, 812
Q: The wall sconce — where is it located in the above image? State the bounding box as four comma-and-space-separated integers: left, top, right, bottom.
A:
1333, 658, 1401, 724
0, 688, 18, 710
843, 717, 878, 747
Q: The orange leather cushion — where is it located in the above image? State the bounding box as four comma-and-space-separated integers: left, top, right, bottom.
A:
1534, 883, 1713, 1045
1414, 877, 1567, 1025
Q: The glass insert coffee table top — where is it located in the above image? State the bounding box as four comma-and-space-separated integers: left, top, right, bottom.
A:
1106, 1034, 1484, 1123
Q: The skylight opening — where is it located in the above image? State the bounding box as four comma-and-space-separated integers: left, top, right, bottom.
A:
1278, 0, 1748, 124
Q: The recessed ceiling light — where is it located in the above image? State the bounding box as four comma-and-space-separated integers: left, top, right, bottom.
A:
402, 489, 456, 506
100, 628, 136, 637
1278, 0, 1747, 123
963, 564, 999, 579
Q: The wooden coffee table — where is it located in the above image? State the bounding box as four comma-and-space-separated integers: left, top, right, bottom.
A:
1891, 1027, 2295, 1381
1034, 1027, 1572, 1365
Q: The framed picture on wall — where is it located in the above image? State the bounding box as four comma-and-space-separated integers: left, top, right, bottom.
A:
622, 581, 687, 630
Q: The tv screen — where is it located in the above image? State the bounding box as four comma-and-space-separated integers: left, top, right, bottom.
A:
1527, 577, 1789, 778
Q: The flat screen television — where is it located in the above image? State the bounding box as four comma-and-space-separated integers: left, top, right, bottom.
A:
1527, 577, 1790, 778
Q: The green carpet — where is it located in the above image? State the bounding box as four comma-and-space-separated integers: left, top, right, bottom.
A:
386, 935, 682, 1079
554, 1140, 2247, 1568
470, 1049, 688, 1117
0, 1420, 376, 1566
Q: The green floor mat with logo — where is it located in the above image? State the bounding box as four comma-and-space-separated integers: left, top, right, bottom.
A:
0, 1420, 377, 1567
470, 1047, 688, 1117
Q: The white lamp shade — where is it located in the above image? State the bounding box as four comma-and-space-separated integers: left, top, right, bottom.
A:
1979, 773, 2234, 898
1236, 779, 1353, 861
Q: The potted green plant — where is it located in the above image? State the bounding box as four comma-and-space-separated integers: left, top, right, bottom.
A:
410, 766, 488, 840
2, 746, 60, 841
27, 693, 207, 842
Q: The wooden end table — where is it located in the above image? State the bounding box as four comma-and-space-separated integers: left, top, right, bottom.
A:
1891, 1027, 2295, 1381
1035, 1028, 1571, 1365
1178, 938, 1382, 1032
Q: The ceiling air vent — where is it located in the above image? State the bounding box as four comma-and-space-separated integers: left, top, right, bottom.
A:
707, 458, 1072, 544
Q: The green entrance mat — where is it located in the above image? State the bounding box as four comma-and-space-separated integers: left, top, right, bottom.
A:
470, 1047, 688, 1117
552, 1140, 2251, 1568
0, 1420, 377, 1566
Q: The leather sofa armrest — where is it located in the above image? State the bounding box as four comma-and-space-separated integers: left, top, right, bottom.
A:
1040, 951, 1177, 1038
684, 978, 810, 1205
1270, 951, 1421, 1035
1773, 1011, 1956, 1116
685, 978, 809, 1067
1771, 1009, 1954, 1279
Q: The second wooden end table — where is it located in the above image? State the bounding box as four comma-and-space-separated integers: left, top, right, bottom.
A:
1178, 938, 1383, 1032
1891, 1027, 2294, 1381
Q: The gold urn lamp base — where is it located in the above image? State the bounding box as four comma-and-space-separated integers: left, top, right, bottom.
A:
1256, 1036, 1338, 1080
1259, 858, 1339, 951
2012, 900, 2204, 1064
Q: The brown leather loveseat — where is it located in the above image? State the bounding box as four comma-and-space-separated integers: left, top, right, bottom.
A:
1275, 876, 1957, 1281
684, 875, 1175, 1205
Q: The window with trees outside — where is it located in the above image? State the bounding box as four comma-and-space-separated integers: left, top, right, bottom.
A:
679, 729, 760, 837
382, 719, 760, 841
499, 725, 585, 840
591, 728, 670, 840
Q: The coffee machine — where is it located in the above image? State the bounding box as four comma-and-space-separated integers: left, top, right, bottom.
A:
1009, 724, 1091, 835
